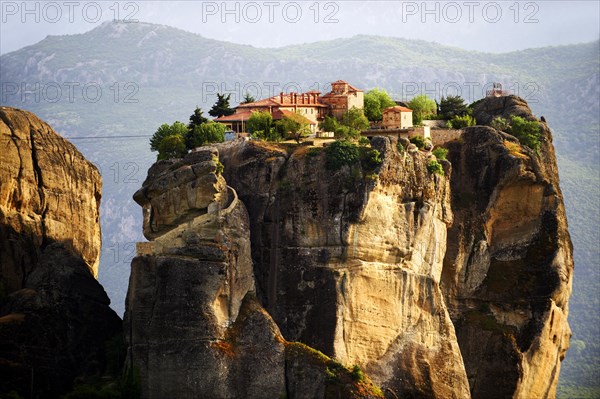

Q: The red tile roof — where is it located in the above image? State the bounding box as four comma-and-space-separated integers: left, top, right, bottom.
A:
383, 106, 412, 113
237, 98, 281, 108
330, 80, 363, 92
238, 94, 327, 108
214, 110, 254, 122
214, 109, 315, 125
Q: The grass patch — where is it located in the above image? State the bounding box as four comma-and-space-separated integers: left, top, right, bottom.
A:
504, 140, 528, 159
285, 342, 384, 398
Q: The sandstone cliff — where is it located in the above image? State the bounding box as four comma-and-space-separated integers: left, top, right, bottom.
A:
218, 138, 470, 398
126, 148, 384, 398
125, 96, 572, 399
0, 107, 122, 397
441, 96, 573, 398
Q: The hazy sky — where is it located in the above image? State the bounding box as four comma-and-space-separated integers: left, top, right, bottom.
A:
1, 0, 599, 55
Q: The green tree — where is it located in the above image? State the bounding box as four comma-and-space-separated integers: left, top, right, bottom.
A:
408, 94, 437, 124
188, 107, 208, 131
208, 93, 235, 118
438, 95, 468, 120
185, 122, 226, 149
158, 135, 187, 160
241, 92, 255, 104
342, 107, 369, 132
320, 115, 339, 132
150, 121, 188, 152
275, 113, 310, 143
247, 111, 273, 136
364, 88, 396, 122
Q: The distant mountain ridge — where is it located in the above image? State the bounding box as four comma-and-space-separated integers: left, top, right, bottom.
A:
0, 20, 598, 397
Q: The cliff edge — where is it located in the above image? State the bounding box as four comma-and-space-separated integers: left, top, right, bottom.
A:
125, 95, 572, 399
442, 96, 573, 398
0, 107, 122, 397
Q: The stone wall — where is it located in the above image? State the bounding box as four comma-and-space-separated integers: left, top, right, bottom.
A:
431, 129, 463, 146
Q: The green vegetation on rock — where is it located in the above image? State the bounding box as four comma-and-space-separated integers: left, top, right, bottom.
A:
409, 135, 426, 149
427, 160, 444, 176
325, 140, 360, 171
447, 114, 476, 129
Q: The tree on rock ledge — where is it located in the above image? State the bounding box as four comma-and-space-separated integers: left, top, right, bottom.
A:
208, 93, 235, 118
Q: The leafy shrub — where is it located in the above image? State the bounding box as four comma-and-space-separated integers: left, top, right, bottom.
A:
408, 94, 437, 123
432, 147, 448, 160
2, 391, 24, 399
490, 116, 510, 132
396, 141, 405, 154
157, 135, 187, 160
325, 140, 360, 170
360, 147, 382, 170
363, 88, 396, 122
185, 122, 226, 149
358, 137, 370, 146
508, 116, 541, 153
364, 173, 378, 181
447, 114, 475, 129
334, 125, 360, 140
409, 135, 426, 149
427, 160, 445, 176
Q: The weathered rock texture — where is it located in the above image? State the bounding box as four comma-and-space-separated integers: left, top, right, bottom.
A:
442, 96, 573, 398
126, 148, 385, 399
0, 107, 102, 288
218, 138, 470, 398
0, 107, 122, 397
125, 95, 572, 399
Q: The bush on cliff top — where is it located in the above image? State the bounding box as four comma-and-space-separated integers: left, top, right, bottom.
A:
491, 116, 542, 154
432, 147, 448, 160
409, 135, 426, 149
447, 114, 475, 129
325, 140, 360, 170
507, 116, 542, 153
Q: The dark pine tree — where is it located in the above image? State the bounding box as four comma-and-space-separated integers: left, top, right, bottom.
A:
208, 93, 235, 118
241, 93, 256, 104
188, 107, 209, 130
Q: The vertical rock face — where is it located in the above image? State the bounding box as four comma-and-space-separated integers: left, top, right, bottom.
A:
0, 107, 121, 397
218, 138, 470, 398
126, 148, 397, 399
126, 149, 285, 398
0, 107, 102, 288
441, 96, 573, 398
126, 96, 571, 399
